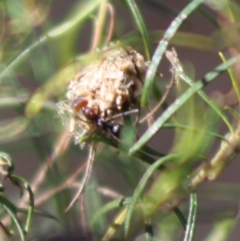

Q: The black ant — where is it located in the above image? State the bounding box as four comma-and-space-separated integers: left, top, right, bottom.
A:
65, 97, 139, 212
71, 97, 138, 140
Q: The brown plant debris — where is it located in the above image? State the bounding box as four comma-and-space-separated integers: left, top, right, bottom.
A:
58, 46, 148, 143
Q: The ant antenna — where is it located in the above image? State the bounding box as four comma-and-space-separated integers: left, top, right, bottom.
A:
106, 108, 139, 122
104, 108, 140, 141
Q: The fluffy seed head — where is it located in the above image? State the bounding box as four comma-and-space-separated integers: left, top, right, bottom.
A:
58, 46, 148, 141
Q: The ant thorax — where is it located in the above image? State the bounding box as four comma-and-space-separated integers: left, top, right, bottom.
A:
58, 46, 148, 142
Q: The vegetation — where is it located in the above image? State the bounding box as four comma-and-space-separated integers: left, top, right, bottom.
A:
0, 0, 240, 240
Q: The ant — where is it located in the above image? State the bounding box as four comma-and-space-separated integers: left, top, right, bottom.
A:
65, 96, 139, 212
71, 97, 138, 140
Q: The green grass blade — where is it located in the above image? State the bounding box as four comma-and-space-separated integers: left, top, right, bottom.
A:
141, 0, 207, 106
173, 207, 187, 230
183, 192, 198, 241
178, 72, 234, 133
0, 118, 29, 144
82, 134, 162, 165
124, 154, 177, 236
151, 31, 215, 51
125, 0, 151, 60
0, 0, 101, 81
85, 178, 108, 233
17, 208, 59, 223
203, 220, 235, 241
120, 30, 216, 52
93, 198, 131, 225
162, 123, 227, 142
141, 144, 165, 157
130, 55, 239, 154
219, 52, 240, 109
184, 0, 219, 27
0, 194, 26, 241
11, 174, 34, 233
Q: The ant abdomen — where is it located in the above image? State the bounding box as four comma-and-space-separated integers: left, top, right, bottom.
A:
72, 97, 88, 112
111, 124, 121, 138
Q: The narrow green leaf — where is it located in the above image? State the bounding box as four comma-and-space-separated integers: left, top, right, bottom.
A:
124, 154, 177, 235
0, 152, 13, 171
219, 52, 240, 109
0, 194, 26, 241
17, 208, 59, 223
184, 0, 219, 27
178, 72, 234, 133
85, 178, 108, 233
141, 0, 207, 106
11, 174, 34, 233
162, 123, 227, 142
93, 198, 131, 225
125, 0, 151, 60
183, 192, 198, 241
204, 219, 235, 241
0, 118, 30, 143
173, 207, 187, 230
129, 55, 239, 154
82, 134, 162, 165
0, 0, 101, 81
